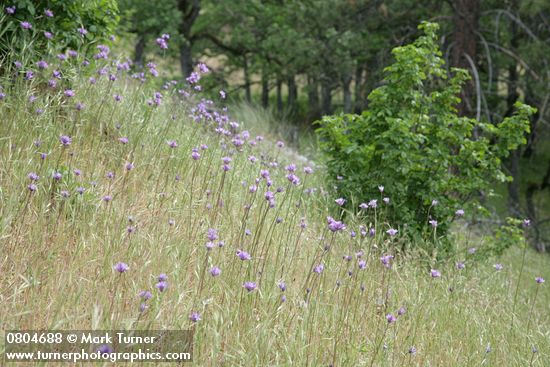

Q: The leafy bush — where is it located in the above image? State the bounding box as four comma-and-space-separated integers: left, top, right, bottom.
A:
0, 0, 119, 64
316, 22, 535, 244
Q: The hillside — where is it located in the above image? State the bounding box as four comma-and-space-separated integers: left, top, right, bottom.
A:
0, 55, 549, 366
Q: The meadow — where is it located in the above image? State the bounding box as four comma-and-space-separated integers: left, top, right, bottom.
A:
1, 21, 550, 367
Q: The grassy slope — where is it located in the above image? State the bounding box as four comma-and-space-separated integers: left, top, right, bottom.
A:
0, 61, 549, 366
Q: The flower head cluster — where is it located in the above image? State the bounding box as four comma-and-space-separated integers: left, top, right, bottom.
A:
327, 216, 346, 232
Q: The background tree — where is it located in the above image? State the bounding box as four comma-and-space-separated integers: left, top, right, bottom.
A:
115, 0, 550, 251
118, 0, 181, 68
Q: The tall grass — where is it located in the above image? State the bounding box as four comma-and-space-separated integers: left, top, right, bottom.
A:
0, 33, 549, 367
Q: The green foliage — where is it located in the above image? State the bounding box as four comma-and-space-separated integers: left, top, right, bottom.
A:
473, 218, 527, 260
0, 0, 118, 63
117, 0, 181, 55
316, 22, 535, 244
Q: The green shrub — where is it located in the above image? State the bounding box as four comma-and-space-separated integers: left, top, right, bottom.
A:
0, 0, 119, 64
316, 22, 534, 245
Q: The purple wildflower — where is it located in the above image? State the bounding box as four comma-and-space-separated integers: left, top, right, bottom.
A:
286, 173, 300, 185
335, 198, 346, 206
44, 9, 54, 17
37, 60, 48, 69
243, 281, 257, 292
535, 277, 544, 284
20, 21, 32, 29
386, 228, 398, 236
158, 274, 168, 282
386, 313, 396, 323
430, 269, 441, 278
60, 135, 71, 146
313, 264, 324, 274
113, 262, 129, 273
198, 63, 209, 73
327, 216, 346, 232
236, 250, 251, 261
210, 267, 221, 277
97, 345, 113, 354
189, 312, 201, 322
156, 37, 168, 49
207, 228, 218, 241
380, 255, 394, 268
155, 281, 167, 292
28, 172, 39, 181
139, 290, 152, 300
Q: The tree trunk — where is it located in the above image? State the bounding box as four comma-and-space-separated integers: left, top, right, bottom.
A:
321, 81, 332, 116
505, 16, 521, 216
451, 0, 480, 117
177, 0, 201, 78
342, 74, 352, 113
261, 69, 269, 108
507, 150, 521, 216
134, 35, 145, 68
276, 78, 283, 114
243, 55, 251, 102
287, 75, 297, 114
307, 76, 320, 122
526, 160, 550, 252
180, 42, 194, 78
353, 64, 364, 113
